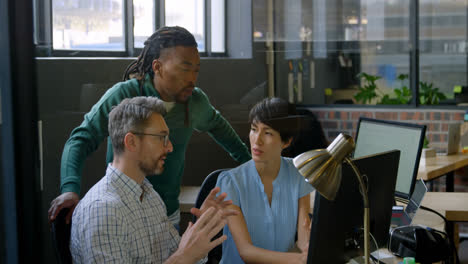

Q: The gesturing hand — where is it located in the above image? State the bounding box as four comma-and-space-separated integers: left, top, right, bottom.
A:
177, 207, 227, 263
190, 187, 237, 220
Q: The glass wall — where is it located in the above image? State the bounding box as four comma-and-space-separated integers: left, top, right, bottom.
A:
419, 0, 467, 103
253, 0, 467, 106
211, 0, 225, 53
165, 0, 205, 52
133, 0, 155, 48
52, 0, 125, 51
41, 0, 225, 55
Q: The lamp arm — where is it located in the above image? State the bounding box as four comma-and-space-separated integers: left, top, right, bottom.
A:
345, 157, 370, 264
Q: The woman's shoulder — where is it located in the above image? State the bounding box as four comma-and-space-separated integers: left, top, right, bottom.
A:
281, 157, 297, 171
280, 157, 304, 179
217, 160, 253, 184
282, 156, 294, 164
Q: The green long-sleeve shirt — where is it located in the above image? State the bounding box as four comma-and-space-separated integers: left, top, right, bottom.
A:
61, 74, 251, 216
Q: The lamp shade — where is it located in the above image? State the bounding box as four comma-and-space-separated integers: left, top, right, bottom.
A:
293, 133, 355, 200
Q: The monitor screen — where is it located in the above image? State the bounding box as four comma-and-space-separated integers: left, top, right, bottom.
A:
307, 150, 400, 264
354, 118, 426, 199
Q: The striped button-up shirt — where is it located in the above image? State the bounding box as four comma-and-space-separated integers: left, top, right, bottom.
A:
70, 164, 181, 263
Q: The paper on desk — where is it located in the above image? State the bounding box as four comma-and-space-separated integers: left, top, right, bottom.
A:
371, 249, 395, 260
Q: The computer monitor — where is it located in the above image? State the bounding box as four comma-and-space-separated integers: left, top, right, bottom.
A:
307, 150, 400, 264
354, 117, 426, 200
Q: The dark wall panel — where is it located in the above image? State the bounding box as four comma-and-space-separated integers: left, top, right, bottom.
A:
0, 126, 4, 263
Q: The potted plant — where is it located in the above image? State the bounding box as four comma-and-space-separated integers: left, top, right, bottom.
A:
421, 136, 436, 160
354, 72, 412, 105
419, 81, 447, 105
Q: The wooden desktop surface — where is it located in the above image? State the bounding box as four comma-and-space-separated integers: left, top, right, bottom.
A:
422, 192, 468, 222
418, 152, 468, 181
179, 186, 200, 213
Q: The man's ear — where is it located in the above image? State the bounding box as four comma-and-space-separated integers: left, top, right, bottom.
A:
152, 59, 162, 78
124, 132, 139, 152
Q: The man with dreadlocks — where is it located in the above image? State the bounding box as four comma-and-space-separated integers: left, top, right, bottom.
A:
48, 26, 251, 228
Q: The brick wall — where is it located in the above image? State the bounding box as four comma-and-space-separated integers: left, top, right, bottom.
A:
308, 107, 468, 232
310, 107, 465, 152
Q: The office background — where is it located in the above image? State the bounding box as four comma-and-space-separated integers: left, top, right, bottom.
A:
2, 0, 468, 263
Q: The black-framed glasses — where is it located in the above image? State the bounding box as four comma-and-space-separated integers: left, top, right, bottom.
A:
131, 132, 170, 147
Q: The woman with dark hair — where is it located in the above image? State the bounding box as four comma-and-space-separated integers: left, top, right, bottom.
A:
216, 97, 313, 264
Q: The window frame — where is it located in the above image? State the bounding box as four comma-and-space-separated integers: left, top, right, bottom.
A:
290, 0, 466, 108
34, 0, 227, 57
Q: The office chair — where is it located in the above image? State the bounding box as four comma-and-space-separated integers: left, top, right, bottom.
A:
282, 109, 328, 158
192, 168, 229, 264
51, 208, 73, 264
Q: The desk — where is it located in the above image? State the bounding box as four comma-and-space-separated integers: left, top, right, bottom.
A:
373, 195, 449, 264
422, 192, 468, 222
349, 199, 446, 264
179, 186, 200, 213
421, 192, 468, 249
376, 192, 468, 263
418, 152, 468, 192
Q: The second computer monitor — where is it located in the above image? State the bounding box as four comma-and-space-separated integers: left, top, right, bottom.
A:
307, 150, 400, 263
354, 117, 426, 199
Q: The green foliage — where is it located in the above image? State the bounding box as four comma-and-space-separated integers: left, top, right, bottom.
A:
423, 137, 430, 149
354, 73, 447, 106
419, 81, 447, 105
354, 72, 381, 104
397, 73, 409, 81
379, 87, 412, 104
378, 74, 412, 105
354, 72, 412, 105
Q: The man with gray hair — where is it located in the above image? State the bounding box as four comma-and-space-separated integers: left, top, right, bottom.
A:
70, 96, 234, 263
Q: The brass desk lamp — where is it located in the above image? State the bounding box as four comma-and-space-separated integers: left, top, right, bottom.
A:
293, 133, 370, 264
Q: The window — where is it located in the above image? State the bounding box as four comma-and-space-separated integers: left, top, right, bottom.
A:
133, 0, 155, 48
35, 0, 226, 56
165, 0, 205, 52
52, 0, 125, 51
419, 0, 467, 97
210, 0, 226, 53
253, 0, 468, 107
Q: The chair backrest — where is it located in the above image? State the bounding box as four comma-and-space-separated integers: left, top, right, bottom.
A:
282, 109, 328, 158
193, 169, 229, 211
51, 208, 72, 264
193, 168, 229, 264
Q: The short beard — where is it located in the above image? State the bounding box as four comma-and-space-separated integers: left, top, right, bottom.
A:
138, 160, 162, 176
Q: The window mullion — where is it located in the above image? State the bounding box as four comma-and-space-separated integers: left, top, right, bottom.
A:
409, 0, 419, 107
125, 0, 135, 56
157, 0, 165, 29
223, 0, 227, 56
205, 0, 212, 55
34, 0, 53, 56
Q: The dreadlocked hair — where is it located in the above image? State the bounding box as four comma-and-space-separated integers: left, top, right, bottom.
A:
122, 26, 198, 81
